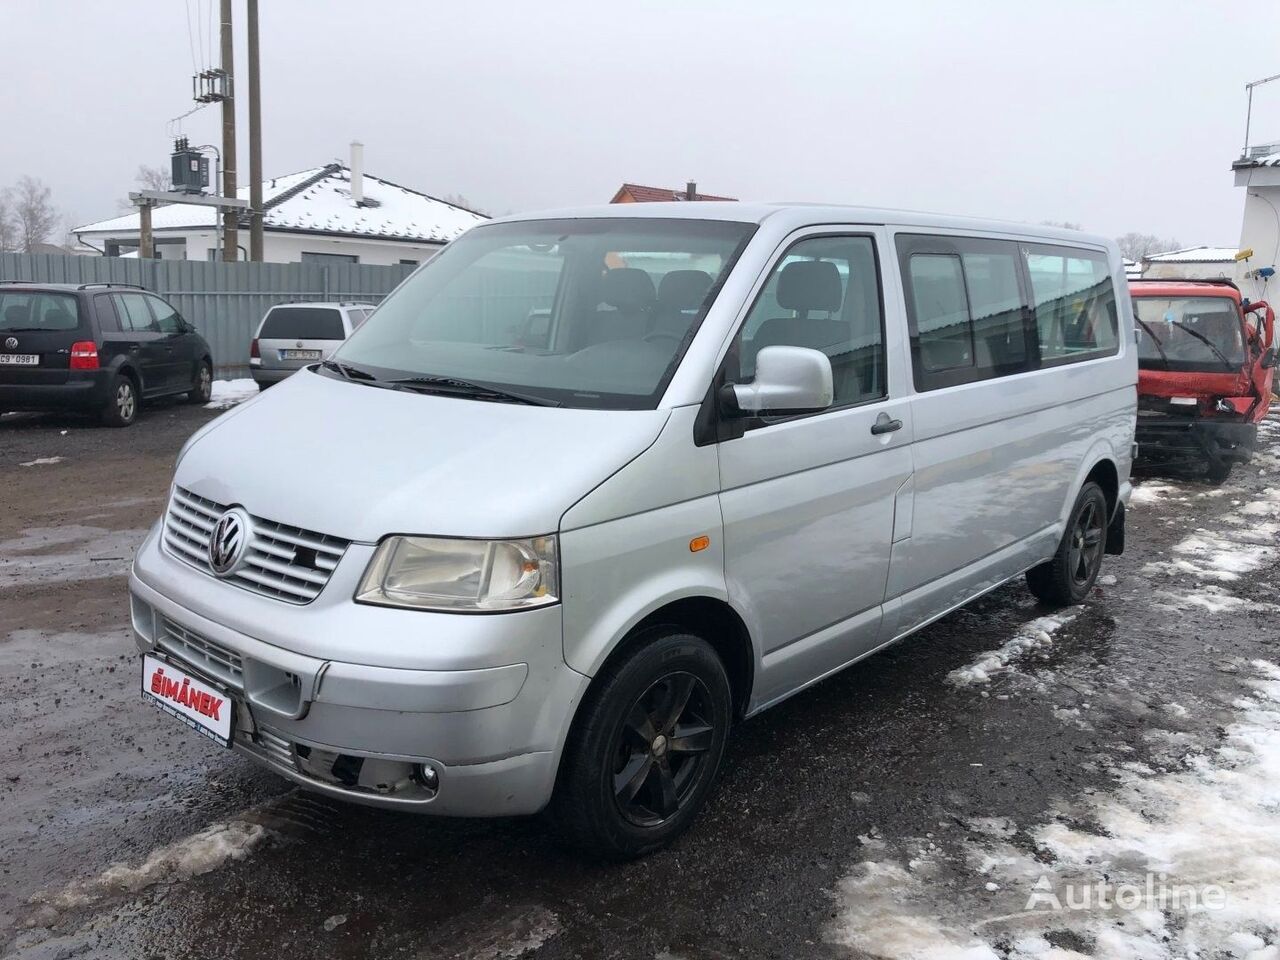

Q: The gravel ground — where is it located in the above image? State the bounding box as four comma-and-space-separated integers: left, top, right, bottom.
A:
2, 400, 1278, 960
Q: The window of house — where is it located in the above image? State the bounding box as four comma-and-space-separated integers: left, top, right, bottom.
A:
898, 235, 1033, 390
301, 251, 359, 266
1024, 245, 1118, 364
734, 234, 886, 408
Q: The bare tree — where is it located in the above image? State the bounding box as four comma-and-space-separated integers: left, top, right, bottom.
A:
1116, 232, 1183, 261
11, 176, 58, 252
441, 193, 488, 216
117, 164, 173, 212
136, 164, 170, 192
0, 190, 17, 252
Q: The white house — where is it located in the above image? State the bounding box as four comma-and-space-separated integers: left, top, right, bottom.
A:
1232, 142, 1280, 301
1140, 245, 1240, 280
73, 154, 487, 266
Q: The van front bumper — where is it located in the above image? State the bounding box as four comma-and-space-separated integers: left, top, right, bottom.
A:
128, 524, 589, 816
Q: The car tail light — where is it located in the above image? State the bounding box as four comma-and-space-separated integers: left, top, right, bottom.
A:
250, 338, 260, 359
69, 341, 100, 370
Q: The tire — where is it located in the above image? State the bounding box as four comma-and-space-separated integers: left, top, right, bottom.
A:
100, 374, 138, 427
1026, 481, 1107, 606
1206, 459, 1233, 484
552, 628, 732, 859
187, 361, 213, 404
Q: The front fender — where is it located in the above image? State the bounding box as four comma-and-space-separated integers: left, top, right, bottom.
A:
559, 494, 748, 678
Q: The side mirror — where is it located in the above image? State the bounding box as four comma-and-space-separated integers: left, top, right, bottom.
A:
1261, 347, 1277, 369
723, 345, 833, 417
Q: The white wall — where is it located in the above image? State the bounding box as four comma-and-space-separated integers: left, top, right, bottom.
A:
1233, 168, 1280, 302
79, 229, 444, 266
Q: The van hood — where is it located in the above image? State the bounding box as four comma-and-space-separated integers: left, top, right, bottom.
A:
176, 368, 670, 542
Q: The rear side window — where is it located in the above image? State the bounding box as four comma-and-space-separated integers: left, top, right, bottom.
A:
0, 292, 83, 331
114, 293, 156, 332
898, 235, 1032, 390
1023, 245, 1118, 364
93, 294, 119, 332
260, 307, 345, 340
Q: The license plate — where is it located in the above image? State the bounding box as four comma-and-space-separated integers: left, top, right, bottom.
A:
141, 653, 234, 747
0, 354, 39, 365
281, 349, 322, 360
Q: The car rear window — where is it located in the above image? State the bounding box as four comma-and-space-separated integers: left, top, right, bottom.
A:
259, 307, 345, 340
0, 291, 83, 331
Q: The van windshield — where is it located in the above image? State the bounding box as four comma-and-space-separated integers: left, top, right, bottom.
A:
331, 218, 755, 409
1134, 296, 1246, 371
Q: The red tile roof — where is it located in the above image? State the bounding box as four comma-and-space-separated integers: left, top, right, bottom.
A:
611, 183, 737, 203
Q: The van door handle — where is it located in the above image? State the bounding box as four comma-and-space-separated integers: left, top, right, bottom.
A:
870, 413, 903, 435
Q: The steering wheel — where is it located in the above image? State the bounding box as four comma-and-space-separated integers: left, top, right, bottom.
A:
642, 332, 681, 345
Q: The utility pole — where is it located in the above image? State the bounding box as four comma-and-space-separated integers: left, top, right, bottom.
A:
219, 0, 238, 261
138, 201, 154, 259
247, 0, 263, 261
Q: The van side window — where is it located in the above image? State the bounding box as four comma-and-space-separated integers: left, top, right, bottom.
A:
898, 235, 1033, 390
736, 235, 886, 407
1023, 245, 1118, 364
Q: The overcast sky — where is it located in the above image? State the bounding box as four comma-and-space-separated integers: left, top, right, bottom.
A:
4, 0, 1279, 246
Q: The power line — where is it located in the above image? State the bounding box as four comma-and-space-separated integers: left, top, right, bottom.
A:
184, 0, 199, 73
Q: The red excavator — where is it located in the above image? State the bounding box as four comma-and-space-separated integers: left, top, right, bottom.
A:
1129, 278, 1276, 483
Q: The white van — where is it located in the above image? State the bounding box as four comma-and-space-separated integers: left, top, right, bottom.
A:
129, 204, 1136, 857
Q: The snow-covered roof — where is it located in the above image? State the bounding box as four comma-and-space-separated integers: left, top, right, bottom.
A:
1123, 258, 1143, 279
1144, 246, 1239, 264
1233, 147, 1280, 168
74, 164, 487, 244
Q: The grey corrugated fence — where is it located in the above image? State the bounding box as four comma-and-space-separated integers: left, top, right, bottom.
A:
0, 254, 416, 378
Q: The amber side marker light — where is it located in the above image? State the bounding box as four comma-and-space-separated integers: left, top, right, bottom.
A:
689, 536, 711, 553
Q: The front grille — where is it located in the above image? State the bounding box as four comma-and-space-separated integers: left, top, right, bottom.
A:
163, 485, 349, 604
156, 616, 244, 692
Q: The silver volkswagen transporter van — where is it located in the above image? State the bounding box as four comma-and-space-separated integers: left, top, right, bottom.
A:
129, 204, 1136, 857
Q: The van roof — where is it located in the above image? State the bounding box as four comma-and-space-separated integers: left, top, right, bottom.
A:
484, 201, 1114, 250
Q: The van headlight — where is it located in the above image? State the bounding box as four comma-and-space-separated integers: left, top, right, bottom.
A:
355, 535, 559, 612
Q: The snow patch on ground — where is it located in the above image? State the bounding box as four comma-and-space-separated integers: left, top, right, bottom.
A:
26, 820, 266, 925
946, 611, 1081, 687
18, 456, 65, 467
450, 906, 562, 960
828, 661, 1280, 959
1129, 482, 1180, 506
205, 378, 259, 410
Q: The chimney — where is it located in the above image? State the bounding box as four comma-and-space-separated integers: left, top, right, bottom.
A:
685, 180, 697, 201
350, 141, 364, 206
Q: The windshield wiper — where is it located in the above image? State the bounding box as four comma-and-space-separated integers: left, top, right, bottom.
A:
385, 375, 560, 407
1134, 318, 1170, 368
1167, 321, 1236, 371
320, 359, 379, 382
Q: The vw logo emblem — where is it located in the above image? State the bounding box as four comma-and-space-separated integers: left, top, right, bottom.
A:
3, 337, 16, 351
208, 508, 251, 576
